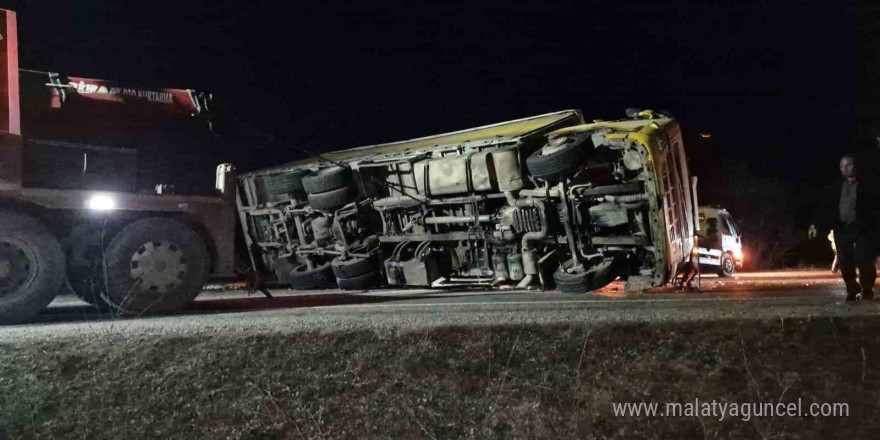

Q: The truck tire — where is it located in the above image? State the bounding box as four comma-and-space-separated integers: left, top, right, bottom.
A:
718, 253, 736, 277
302, 166, 353, 194
67, 267, 109, 309
101, 217, 209, 315
331, 255, 375, 279
64, 225, 111, 309
308, 186, 356, 211
255, 170, 311, 204
553, 258, 616, 294
336, 271, 379, 291
0, 212, 66, 325
526, 141, 587, 182
288, 261, 336, 290
553, 262, 589, 294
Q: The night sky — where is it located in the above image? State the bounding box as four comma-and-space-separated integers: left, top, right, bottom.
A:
5, 1, 870, 237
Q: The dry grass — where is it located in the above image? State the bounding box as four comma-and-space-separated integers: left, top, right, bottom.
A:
2, 317, 880, 439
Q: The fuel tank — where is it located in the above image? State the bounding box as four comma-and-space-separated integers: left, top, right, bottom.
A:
413, 147, 523, 197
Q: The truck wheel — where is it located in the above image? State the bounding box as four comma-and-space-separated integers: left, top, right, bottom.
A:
101, 218, 209, 315
553, 258, 616, 294
0, 212, 66, 325
255, 170, 311, 204
553, 260, 589, 294
331, 255, 375, 278
718, 253, 736, 277
64, 225, 111, 308
67, 267, 110, 309
336, 271, 379, 291
302, 166, 353, 194
308, 186, 356, 211
288, 261, 336, 290
526, 140, 587, 182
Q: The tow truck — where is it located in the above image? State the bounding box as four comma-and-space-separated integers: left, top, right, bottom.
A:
0, 9, 238, 324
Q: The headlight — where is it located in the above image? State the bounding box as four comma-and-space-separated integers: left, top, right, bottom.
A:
734, 248, 744, 262
86, 194, 116, 211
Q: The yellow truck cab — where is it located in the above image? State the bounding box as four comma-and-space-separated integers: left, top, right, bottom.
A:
542, 110, 698, 291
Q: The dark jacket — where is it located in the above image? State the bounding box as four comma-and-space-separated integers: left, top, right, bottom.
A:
815, 177, 880, 233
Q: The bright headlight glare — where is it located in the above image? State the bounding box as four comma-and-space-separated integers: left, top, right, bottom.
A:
86, 194, 116, 211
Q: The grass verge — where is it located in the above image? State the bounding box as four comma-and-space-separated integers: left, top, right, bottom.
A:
2, 317, 879, 439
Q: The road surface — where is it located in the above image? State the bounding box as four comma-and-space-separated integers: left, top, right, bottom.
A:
2, 270, 878, 340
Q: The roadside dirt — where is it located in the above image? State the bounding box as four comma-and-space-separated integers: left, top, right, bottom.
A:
2, 316, 878, 439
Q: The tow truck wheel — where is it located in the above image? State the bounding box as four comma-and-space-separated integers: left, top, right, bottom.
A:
66, 267, 110, 309
64, 225, 112, 309
101, 218, 209, 315
0, 212, 66, 325
718, 253, 736, 277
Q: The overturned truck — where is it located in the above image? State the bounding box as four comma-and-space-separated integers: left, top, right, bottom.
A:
238, 109, 699, 293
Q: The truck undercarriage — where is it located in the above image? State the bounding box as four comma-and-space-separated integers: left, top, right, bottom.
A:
238, 110, 695, 293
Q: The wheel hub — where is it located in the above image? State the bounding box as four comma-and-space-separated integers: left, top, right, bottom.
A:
542, 137, 569, 156
723, 258, 734, 273
0, 241, 36, 297
129, 241, 187, 293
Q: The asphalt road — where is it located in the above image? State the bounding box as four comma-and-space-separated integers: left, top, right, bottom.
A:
2, 270, 879, 340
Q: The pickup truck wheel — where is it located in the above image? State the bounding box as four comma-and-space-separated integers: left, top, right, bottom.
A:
0, 212, 66, 325
302, 166, 353, 194
308, 186, 356, 211
288, 261, 336, 290
101, 218, 209, 315
331, 255, 375, 278
553, 258, 616, 294
336, 271, 379, 291
718, 253, 736, 277
526, 141, 587, 182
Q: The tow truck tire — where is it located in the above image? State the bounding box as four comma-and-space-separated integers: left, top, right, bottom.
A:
526, 141, 587, 182
553, 258, 616, 294
0, 212, 66, 325
101, 218, 209, 315
64, 225, 111, 309
67, 267, 110, 309
308, 186, 356, 211
302, 166, 353, 194
331, 255, 375, 279
718, 253, 736, 277
289, 261, 336, 290
336, 271, 379, 291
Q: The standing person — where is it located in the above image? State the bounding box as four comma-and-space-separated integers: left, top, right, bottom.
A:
831, 154, 879, 301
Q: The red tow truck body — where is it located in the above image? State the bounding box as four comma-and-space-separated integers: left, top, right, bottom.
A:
0, 8, 238, 323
